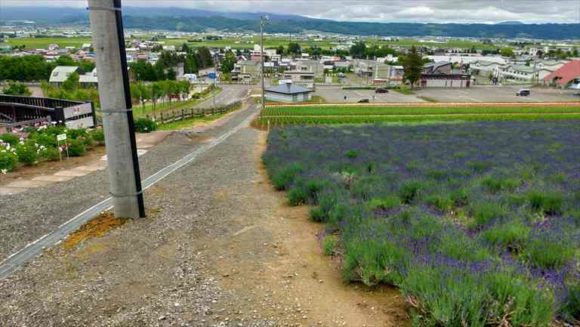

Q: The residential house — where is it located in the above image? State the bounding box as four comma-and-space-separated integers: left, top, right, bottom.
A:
282, 70, 315, 89
387, 65, 405, 86
281, 60, 325, 89
250, 45, 277, 62
294, 60, 324, 78
231, 60, 259, 83
353, 59, 391, 83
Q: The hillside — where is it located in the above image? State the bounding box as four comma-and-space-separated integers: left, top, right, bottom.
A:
1, 7, 578, 39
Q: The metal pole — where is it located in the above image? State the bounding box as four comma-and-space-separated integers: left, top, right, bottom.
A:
260, 17, 265, 111
214, 54, 217, 108
88, 0, 145, 218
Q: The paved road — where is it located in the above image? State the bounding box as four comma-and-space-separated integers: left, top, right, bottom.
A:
196, 84, 251, 109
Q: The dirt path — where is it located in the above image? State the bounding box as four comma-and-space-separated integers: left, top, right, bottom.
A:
199, 131, 408, 326
0, 108, 408, 326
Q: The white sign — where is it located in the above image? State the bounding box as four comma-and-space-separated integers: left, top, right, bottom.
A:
63, 103, 92, 119
56, 134, 67, 142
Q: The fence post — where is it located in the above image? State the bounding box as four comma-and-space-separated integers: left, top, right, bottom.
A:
181, 109, 184, 121
160, 112, 164, 124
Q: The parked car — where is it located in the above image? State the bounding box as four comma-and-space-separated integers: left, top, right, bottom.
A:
516, 89, 531, 96
375, 88, 388, 94
358, 99, 370, 103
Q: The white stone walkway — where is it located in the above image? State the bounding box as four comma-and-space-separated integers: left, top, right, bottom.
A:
0, 132, 170, 196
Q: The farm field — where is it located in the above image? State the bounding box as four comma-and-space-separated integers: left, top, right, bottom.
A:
6, 37, 91, 49
259, 104, 580, 125
5, 35, 502, 51
263, 121, 580, 326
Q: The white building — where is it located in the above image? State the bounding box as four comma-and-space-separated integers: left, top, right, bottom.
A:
49, 66, 79, 86
265, 83, 313, 103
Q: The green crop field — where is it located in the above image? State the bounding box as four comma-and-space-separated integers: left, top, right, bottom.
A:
367, 38, 501, 50
258, 104, 580, 125
7, 37, 92, 49
6, 35, 500, 51
164, 37, 334, 49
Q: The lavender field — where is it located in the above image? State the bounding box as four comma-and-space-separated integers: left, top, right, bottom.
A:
263, 121, 580, 326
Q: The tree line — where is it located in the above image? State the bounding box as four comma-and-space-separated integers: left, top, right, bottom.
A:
130, 80, 192, 111
0, 55, 95, 82
129, 45, 215, 81
273, 41, 398, 59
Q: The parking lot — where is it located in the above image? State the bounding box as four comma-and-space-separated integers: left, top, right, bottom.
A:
312, 85, 579, 104
315, 86, 424, 103
414, 86, 579, 103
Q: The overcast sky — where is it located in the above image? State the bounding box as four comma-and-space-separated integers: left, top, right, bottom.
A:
2, 0, 580, 24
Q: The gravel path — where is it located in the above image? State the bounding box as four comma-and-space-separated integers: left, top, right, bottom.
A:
0, 90, 251, 261
0, 101, 407, 326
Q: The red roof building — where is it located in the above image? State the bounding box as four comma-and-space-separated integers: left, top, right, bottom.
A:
543, 60, 580, 87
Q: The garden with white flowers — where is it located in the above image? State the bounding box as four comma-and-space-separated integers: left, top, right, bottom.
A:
0, 123, 105, 174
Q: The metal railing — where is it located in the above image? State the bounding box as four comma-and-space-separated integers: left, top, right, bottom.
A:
0, 95, 85, 109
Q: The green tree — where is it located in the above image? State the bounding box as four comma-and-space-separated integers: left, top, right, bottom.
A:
197, 47, 213, 68
78, 59, 95, 73
500, 47, 515, 57
150, 82, 163, 112
276, 45, 285, 55
184, 52, 199, 74
220, 50, 237, 75
400, 46, 423, 89
350, 41, 367, 59
61, 72, 80, 93
138, 82, 151, 109
287, 42, 301, 56
130, 82, 143, 105
2, 81, 32, 96
0, 55, 54, 81
55, 55, 76, 66
178, 80, 191, 100
129, 60, 158, 81
308, 46, 322, 59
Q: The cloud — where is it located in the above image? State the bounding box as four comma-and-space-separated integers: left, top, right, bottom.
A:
2, 0, 579, 23
397, 6, 436, 17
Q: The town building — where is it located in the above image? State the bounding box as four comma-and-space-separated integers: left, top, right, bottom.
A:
265, 83, 313, 103
352, 59, 392, 83
49, 66, 80, 86
543, 60, 580, 88
231, 60, 260, 83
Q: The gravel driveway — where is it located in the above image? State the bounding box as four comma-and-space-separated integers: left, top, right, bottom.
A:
0, 102, 407, 326
0, 94, 252, 261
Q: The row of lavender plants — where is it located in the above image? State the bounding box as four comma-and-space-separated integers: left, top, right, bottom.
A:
263, 121, 579, 326
0, 124, 104, 174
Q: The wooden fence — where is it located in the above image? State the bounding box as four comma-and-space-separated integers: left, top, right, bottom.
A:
146, 101, 242, 125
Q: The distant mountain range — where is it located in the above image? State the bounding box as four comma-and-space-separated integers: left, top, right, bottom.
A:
1, 7, 578, 40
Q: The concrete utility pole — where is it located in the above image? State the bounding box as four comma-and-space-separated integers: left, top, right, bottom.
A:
260, 16, 269, 111
88, 0, 145, 218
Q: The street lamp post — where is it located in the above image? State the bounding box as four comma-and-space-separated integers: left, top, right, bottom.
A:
260, 16, 269, 111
